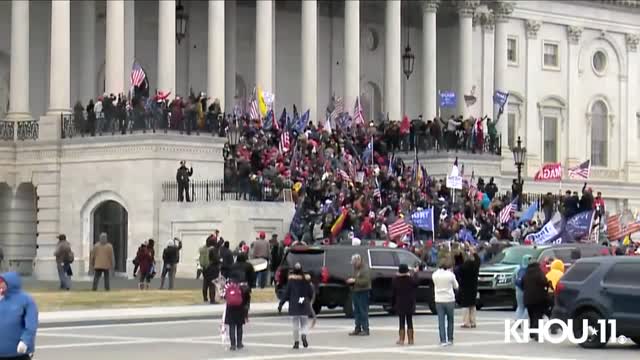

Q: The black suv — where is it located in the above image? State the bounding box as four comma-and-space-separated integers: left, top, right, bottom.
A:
275, 245, 436, 316
477, 243, 609, 309
552, 256, 640, 348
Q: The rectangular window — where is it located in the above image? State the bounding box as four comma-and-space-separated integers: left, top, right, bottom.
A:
543, 41, 560, 69
562, 262, 599, 282
507, 37, 518, 65
543, 116, 557, 163
507, 113, 516, 149
369, 250, 396, 268
604, 263, 640, 287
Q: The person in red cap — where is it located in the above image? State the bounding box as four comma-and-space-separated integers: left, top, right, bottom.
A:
251, 232, 270, 289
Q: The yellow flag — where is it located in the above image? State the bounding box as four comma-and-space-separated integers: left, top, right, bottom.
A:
257, 86, 267, 117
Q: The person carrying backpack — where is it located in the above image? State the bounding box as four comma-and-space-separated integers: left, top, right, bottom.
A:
224, 280, 246, 351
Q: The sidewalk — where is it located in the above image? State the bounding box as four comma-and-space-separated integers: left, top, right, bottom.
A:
39, 302, 284, 327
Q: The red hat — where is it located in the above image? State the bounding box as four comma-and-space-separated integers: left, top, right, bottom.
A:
259, 231, 266, 239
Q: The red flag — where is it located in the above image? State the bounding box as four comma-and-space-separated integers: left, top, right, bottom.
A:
534, 163, 562, 182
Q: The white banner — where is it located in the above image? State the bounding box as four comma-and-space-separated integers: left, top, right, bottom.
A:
446, 176, 463, 190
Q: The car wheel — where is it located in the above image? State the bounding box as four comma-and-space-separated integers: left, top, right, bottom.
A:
631, 337, 640, 346
343, 293, 354, 318
575, 310, 608, 349
429, 302, 438, 315
312, 301, 322, 315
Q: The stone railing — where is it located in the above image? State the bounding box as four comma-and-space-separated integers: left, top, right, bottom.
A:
0, 120, 15, 141
0, 119, 38, 141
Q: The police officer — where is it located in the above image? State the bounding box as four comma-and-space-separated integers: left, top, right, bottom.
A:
176, 161, 193, 202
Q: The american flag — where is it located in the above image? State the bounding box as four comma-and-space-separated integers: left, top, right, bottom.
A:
249, 99, 259, 120
130, 62, 146, 87
499, 198, 517, 224
606, 214, 640, 241
338, 169, 350, 182
388, 218, 413, 240
353, 96, 365, 125
568, 160, 591, 180
279, 131, 290, 153
330, 96, 344, 122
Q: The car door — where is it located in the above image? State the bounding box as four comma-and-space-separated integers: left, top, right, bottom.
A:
395, 250, 432, 303
368, 249, 397, 303
601, 262, 640, 335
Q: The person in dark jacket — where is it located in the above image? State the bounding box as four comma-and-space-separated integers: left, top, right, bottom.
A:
134, 241, 155, 290
160, 238, 182, 290
283, 263, 314, 349
229, 253, 256, 311
220, 241, 234, 279
484, 177, 498, 200
522, 260, 551, 340
579, 183, 594, 213
392, 263, 417, 346
459, 248, 481, 328
176, 161, 193, 202
204, 241, 221, 303
0, 272, 38, 360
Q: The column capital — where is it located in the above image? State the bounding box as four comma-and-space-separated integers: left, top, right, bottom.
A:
525, 20, 541, 39
457, 0, 480, 18
474, 12, 495, 32
626, 33, 640, 52
490, 1, 514, 22
567, 25, 583, 45
422, 0, 440, 13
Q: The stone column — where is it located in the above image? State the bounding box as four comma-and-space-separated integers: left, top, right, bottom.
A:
524, 20, 541, 172
158, 0, 176, 94
208, 0, 225, 107
384, 0, 401, 122
48, 0, 71, 114
491, 1, 513, 150
7, 0, 30, 119
479, 13, 495, 118
301, 0, 318, 122
80, 0, 96, 102
457, 1, 477, 117
256, 0, 273, 93
225, 0, 237, 112
566, 25, 582, 165
344, 0, 360, 115
625, 34, 640, 180
105, 0, 125, 96
422, 1, 439, 122
124, 0, 135, 91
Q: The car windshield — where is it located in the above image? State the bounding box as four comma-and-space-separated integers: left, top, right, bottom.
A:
490, 247, 540, 265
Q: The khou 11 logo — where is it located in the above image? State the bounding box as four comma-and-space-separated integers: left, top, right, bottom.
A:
504, 319, 628, 344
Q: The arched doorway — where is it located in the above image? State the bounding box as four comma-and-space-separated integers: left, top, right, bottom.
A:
362, 81, 382, 123
93, 200, 128, 273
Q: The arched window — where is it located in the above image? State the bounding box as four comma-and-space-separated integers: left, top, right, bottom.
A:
362, 82, 382, 123
591, 100, 608, 167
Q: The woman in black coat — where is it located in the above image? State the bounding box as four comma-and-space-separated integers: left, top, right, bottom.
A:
392, 264, 417, 345
459, 249, 481, 328
283, 263, 314, 349
522, 261, 551, 341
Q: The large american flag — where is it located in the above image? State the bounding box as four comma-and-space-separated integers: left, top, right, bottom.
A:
279, 131, 290, 153
330, 96, 344, 122
606, 214, 640, 241
130, 62, 146, 87
498, 198, 517, 224
353, 96, 365, 125
568, 160, 591, 180
249, 99, 259, 120
388, 218, 413, 240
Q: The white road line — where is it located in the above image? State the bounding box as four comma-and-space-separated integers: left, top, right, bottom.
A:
38, 339, 161, 350
209, 349, 367, 360
40, 319, 215, 331
399, 349, 577, 360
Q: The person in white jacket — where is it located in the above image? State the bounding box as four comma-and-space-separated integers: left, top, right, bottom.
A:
432, 258, 459, 346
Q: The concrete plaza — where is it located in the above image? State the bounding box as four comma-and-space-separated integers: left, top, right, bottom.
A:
35, 309, 638, 360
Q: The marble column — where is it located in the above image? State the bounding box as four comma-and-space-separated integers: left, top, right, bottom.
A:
208, 0, 225, 107
80, 0, 96, 102
422, 1, 439, 122
256, 0, 273, 93
225, 0, 237, 112
7, 0, 30, 119
385, 0, 401, 122
105, 0, 125, 96
124, 0, 135, 91
524, 20, 541, 171
491, 1, 513, 149
625, 34, 640, 179
479, 13, 495, 118
344, 0, 360, 115
457, 1, 476, 117
301, 0, 318, 122
158, 0, 176, 94
566, 25, 583, 165
48, 0, 71, 114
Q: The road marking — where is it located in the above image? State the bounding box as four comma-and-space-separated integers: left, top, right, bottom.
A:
399, 349, 577, 360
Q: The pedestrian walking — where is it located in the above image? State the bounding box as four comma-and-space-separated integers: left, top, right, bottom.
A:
250, 232, 270, 289
523, 259, 551, 341
283, 262, 313, 349
0, 272, 38, 360
347, 254, 371, 336
134, 240, 155, 290
160, 238, 182, 290
219, 241, 234, 279
90, 232, 114, 291
514, 255, 532, 321
392, 263, 417, 345
200, 238, 221, 303
432, 258, 459, 346
53, 234, 74, 291
225, 253, 256, 351
459, 247, 480, 328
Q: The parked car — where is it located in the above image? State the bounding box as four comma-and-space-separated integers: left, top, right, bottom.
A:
552, 256, 640, 348
477, 243, 610, 309
274, 245, 436, 316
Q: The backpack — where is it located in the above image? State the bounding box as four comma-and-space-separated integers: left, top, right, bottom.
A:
199, 246, 211, 269
66, 249, 75, 264
225, 282, 244, 307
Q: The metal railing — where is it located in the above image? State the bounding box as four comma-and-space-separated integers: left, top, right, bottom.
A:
0, 119, 38, 141
161, 179, 285, 202
403, 132, 502, 156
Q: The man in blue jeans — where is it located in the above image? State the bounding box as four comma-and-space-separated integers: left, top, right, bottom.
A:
346, 254, 371, 336
432, 258, 459, 346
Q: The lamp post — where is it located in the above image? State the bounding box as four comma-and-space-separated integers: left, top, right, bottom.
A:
512, 136, 527, 210
226, 118, 241, 193
175, 0, 189, 44
402, 4, 415, 80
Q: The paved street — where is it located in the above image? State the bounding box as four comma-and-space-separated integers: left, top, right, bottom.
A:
36, 309, 638, 360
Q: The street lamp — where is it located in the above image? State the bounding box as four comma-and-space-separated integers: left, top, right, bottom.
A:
402, 4, 415, 80
512, 136, 527, 210
175, 0, 189, 44
225, 117, 241, 192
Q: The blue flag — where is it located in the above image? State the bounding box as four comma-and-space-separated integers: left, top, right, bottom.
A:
289, 206, 305, 237
527, 212, 564, 245
411, 208, 435, 232
278, 108, 287, 129
493, 90, 509, 108
458, 227, 477, 245
263, 110, 274, 130
561, 210, 595, 243
294, 110, 310, 133
517, 201, 539, 226
439, 90, 456, 108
